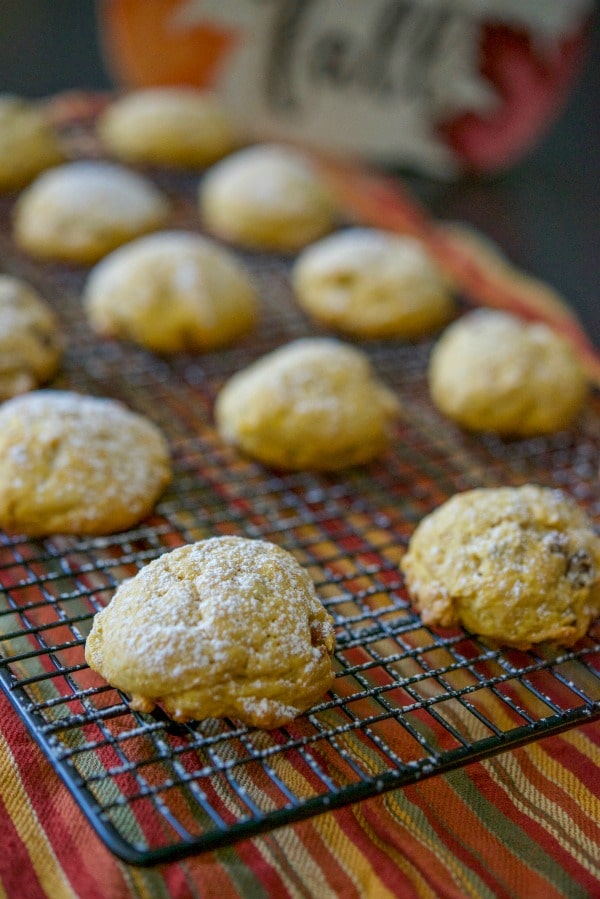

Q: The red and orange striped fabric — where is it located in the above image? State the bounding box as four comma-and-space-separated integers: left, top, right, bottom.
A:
1, 690, 598, 898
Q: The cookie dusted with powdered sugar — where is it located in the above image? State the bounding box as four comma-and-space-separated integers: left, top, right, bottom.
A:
199, 144, 335, 252
0, 274, 62, 399
13, 160, 169, 264
292, 228, 454, 339
83, 231, 258, 353
215, 338, 400, 471
0, 391, 171, 536
98, 88, 237, 168
401, 485, 600, 649
85, 536, 336, 728
429, 309, 588, 436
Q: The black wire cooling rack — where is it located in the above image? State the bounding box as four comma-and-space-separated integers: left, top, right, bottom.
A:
0, 134, 599, 865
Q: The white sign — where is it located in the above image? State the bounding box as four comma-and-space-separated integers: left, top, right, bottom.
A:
171, 0, 592, 175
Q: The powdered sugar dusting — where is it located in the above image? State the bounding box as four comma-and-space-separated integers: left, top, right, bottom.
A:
402, 485, 600, 647
21, 160, 168, 221
0, 390, 171, 535
203, 144, 328, 217
215, 336, 401, 472
86, 536, 335, 726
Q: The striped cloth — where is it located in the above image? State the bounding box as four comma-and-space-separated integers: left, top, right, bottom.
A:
1, 691, 598, 898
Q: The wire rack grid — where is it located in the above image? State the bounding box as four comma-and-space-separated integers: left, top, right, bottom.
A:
0, 123, 599, 865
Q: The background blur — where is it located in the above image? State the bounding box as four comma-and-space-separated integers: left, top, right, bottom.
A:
1, 0, 598, 345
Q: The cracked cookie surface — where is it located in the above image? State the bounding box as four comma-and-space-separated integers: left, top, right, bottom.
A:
13, 160, 169, 264
215, 338, 400, 471
0, 390, 171, 536
401, 484, 600, 648
84, 231, 258, 353
85, 536, 336, 728
429, 310, 587, 436
292, 228, 454, 339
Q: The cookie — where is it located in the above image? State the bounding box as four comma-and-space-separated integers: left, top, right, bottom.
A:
199, 144, 335, 252
401, 484, 600, 649
0, 94, 63, 192
98, 88, 237, 168
83, 230, 258, 353
13, 160, 169, 264
215, 338, 400, 470
429, 309, 587, 435
292, 228, 454, 339
85, 536, 336, 728
0, 391, 171, 536
0, 274, 62, 399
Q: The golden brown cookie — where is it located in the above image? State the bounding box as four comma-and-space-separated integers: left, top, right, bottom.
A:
199, 144, 335, 252
215, 338, 400, 471
83, 230, 258, 353
0, 274, 62, 399
0, 391, 171, 536
98, 88, 237, 168
0, 94, 63, 192
13, 160, 169, 264
401, 484, 600, 649
292, 228, 454, 339
429, 309, 587, 435
85, 536, 336, 728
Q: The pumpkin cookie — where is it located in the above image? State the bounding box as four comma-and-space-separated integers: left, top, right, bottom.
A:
292, 228, 454, 338
0, 274, 62, 399
0, 94, 63, 192
429, 309, 587, 435
13, 160, 169, 264
0, 391, 171, 536
199, 144, 335, 252
401, 484, 600, 649
98, 88, 237, 168
215, 338, 400, 470
83, 230, 258, 353
85, 536, 336, 728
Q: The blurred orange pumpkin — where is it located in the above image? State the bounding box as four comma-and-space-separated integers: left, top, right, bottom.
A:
100, 0, 239, 89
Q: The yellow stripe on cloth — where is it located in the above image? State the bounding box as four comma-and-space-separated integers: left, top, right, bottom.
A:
380, 791, 488, 899
563, 726, 600, 770
522, 740, 600, 871
206, 755, 395, 898
0, 731, 78, 899
254, 826, 338, 899
199, 769, 323, 897
311, 812, 400, 899
529, 734, 600, 823
484, 743, 600, 879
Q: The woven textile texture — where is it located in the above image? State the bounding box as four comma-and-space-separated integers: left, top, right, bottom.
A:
1, 691, 599, 898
